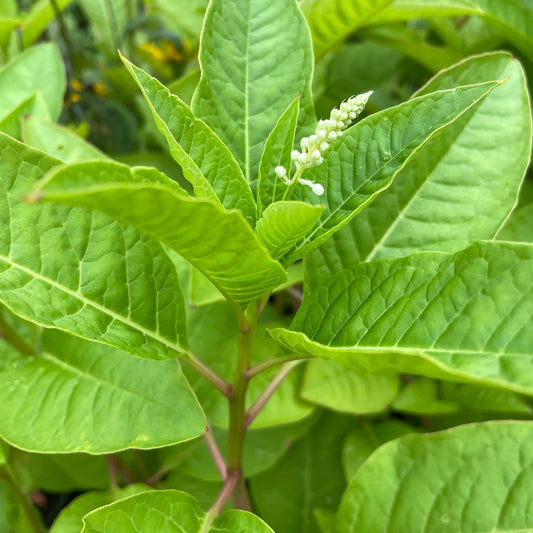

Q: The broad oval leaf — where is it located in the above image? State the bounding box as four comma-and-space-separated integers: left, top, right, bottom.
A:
305, 52, 531, 286
270, 241, 533, 395
81, 490, 274, 532
256, 201, 324, 261
121, 56, 256, 224
192, 0, 314, 182
337, 421, 533, 532
0, 134, 188, 360
34, 160, 287, 306
0, 43, 65, 124
284, 80, 502, 264
301, 0, 394, 60
0, 330, 205, 453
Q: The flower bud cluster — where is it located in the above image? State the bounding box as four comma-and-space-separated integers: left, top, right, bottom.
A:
290, 90, 373, 170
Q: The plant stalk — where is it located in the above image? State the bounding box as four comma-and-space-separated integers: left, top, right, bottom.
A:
204, 427, 227, 481
243, 354, 311, 379
181, 354, 232, 397
281, 165, 306, 201
0, 313, 34, 355
0, 465, 45, 533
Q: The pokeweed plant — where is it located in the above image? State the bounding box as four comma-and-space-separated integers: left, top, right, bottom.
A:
0, 0, 533, 531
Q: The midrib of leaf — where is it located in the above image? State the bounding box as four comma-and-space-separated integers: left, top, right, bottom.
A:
287, 83, 499, 260
270, 329, 533, 393
244, 0, 251, 181
0, 254, 186, 356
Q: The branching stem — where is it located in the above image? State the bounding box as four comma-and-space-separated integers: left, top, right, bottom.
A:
0, 313, 34, 355
204, 427, 227, 481
243, 354, 311, 379
181, 353, 232, 397
281, 165, 306, 201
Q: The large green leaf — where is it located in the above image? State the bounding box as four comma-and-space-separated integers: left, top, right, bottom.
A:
0, 478, 35, 533
121, 56, 256, 224
373, 0, 533, 62
22, 116, 108, 162
256, 201, 324, 261
81, 490, 274, 532
300, 359, 398, 414
270, 241, 533, 395
301, 0, 394, 60
337, 421, 533, 532
0, 93, 50, 139
192, 0, 314, 182
0, 330, 205, 453
284, 80, 501, 264
250, 412, 353, 533
0, 135, 189, 360
0, 43, 65, 123
305, 53, 530, 286
34, 160, 287, 306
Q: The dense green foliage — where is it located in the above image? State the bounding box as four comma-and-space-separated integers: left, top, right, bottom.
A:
0, 0, 532, 532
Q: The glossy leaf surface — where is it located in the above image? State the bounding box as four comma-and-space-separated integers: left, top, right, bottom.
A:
271, 242, 533, 395
337, 421, 533, 532
192, 0, 314, 182
0, 135, 189, 360
35, 160, 287, 306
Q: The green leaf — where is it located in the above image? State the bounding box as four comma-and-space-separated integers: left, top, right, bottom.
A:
35, 160, 287, 306
81, 490, 274, 532
392, 378, 460, 415
498, 181, 533, 243
305, 52, 530, 287
256, 201, 324, 261
257, 97, 300, 213
373, 0, 533, 62
22, 116, 108, 162
0, 19, 21, 52
192, 0, 314, 182
168, 69, 201, 106
270, 241, 533, 395
0, 93, 50, 139
301, 0, 394, 60
342, 419, 414, 481
78, 0, 132, 57
149, 0, 207, 39
20, 0, 74, 48
285, 80, 502, 264
313, 509, 335, 533
0, 135, 189, 360
0, 43, 65, 123
0, 330, 205, 453
121, 56, 256, 224
0, 478, 35, 533
337, 421, 533, 532
300, 359, 398, 414
250, 412, 352, 533
0, 0, 16, 17
50, 485, 150, 533
12, 451, 108, 492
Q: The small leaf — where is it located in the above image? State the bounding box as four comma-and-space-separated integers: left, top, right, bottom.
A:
285, 80, 502, 264
256, 201, 324, 260
0, 330, 205, 453
337, 421, 533, 532
257, 97, 300, 212
300, 359, 399, 414
192, 0, 314, 182
81, 490, 274, 532
22, 116, 108, 162
270, 241, 533, 395
34, 160, 287, 306
121, 56, 256, 224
